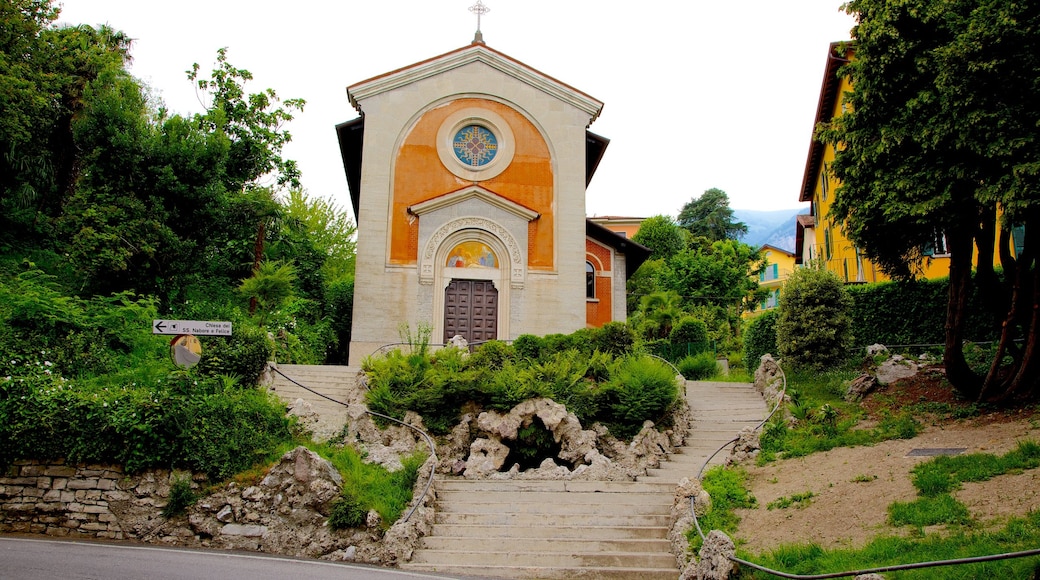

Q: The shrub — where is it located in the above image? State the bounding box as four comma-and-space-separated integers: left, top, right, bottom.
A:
595, 322, 636, 357
196, 322, 272, 386
678, 351, 718, 380
323, 278, 354, 364
327, 490, 367, 530
512, 334, 543, 361
600, 355, 679, 438
466, 340, 514, 370
743, 309, 778, 368
776, 266, 854, 370
669, 317, 708, 349
162, 473, 197, 518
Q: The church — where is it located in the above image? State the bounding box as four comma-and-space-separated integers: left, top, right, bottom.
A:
336, 21, 648, 365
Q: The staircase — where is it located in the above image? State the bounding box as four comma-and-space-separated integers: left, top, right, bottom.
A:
642, 380, 769, 482
402, 379, 768, 579
267, 364, 361, 439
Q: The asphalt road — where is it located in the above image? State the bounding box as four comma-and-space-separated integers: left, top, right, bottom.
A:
0, 537, 475, 580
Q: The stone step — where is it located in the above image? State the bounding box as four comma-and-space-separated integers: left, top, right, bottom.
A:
420, 535, 671, 553
436, 492, 669, 507
434, 511, 672, 527
400, 563, 678, 580
427, 523, 669, 540
408, 548, 676, 569
434, 479, 675, 494
435, 496, 671, 516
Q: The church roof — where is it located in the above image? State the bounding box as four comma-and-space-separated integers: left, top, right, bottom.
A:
586, 219, 651, 279
347, 41, 604, 122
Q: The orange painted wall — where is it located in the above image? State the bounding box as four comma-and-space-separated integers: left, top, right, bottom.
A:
585, 242, 613, 328
389, 99, 555, 269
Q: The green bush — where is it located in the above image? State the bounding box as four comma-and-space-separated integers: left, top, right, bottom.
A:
196, 322, 272, 385
669, 317, 708, 348
466, 340, 515, 370
846, 275, 1003, 348
743, 309, 778, 369
678, 351, 718, 380
0, 369, 292, 480
323, 278, 354, 364
327, 490, 367, 530
594, 322, 636, 357
776, 267, 854, 370
512, 334, 543, 361
162, 473, 197, 518
600, 355, 679, 438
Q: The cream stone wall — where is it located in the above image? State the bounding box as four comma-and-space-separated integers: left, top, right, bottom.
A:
347, 48, 601, 364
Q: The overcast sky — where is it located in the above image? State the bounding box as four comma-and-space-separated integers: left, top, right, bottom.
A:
57, 1, 855, 221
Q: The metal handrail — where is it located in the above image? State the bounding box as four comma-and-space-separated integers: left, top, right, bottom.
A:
688, 362, 1040, 577
268, 364, 438, 523
695, 363, 787, 480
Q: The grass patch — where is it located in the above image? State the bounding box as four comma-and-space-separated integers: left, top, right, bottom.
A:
888, 494, 973, 527
689, 466, 757, 551
322, 444, 427, 528
756, 366, 922, 465
911, 441, 1040, 496
767, 491, 815, 510
738, 511, 1040, 578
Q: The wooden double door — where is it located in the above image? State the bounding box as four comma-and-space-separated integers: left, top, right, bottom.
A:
443, 279, 498, 343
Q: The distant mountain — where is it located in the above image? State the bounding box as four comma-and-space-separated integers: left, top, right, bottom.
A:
733, 208, 805, 253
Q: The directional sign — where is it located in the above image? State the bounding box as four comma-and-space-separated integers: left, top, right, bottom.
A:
152, 320, 232, 336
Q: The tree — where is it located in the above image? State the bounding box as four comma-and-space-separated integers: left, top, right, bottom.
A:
821, 0, 1040, 401
280, 189, 356, 283
776, 266, 853, 370
677, 188, 748, 241
632, 215, 687, 261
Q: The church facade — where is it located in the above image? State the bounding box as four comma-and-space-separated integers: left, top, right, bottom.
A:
337, 39, 647, 364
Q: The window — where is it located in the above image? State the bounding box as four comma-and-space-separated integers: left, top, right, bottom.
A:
586, 261, 595, 299
824, 228, 832, 261
1012, 225, 1026, 258
855, 247, 865, 282
760, 263, 778, 282
821, 163, 829, 202
842, 258, 849, 282
923, 229, 949, 257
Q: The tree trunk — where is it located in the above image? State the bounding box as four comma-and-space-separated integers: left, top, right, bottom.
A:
944, 228, 982, 399
248, 219, 266, 316
979, 227, 1018, 401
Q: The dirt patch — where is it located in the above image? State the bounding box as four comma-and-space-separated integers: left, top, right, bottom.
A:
733, 374, 1040, 554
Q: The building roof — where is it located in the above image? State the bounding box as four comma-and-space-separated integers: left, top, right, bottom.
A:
799, 41, 853, 203
586, 219, 651, 279
347, 41, 604, 121
758, 244, 796, 258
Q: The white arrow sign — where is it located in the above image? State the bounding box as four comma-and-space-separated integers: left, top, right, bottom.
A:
153, 320, 232, 336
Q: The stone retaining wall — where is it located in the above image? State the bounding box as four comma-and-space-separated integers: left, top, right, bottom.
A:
0, 459, 167, 539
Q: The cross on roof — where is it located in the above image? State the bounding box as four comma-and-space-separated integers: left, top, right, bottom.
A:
469, 0, 490, 43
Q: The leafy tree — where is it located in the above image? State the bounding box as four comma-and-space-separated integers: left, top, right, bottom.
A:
0, 3, 132, 246
677, 188, 748, 241
662, 239, 766, 334
280, 189, 356, 283
634, 291, 685, 340
632, 215, 687, 261
239, 260, 296, 326
821, 0, 1040, 400
776, 265, 853, 370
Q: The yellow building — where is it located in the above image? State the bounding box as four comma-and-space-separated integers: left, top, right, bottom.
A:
587, 216, 646, 240
796, 42, 953, 282
755, 244, 798, 312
